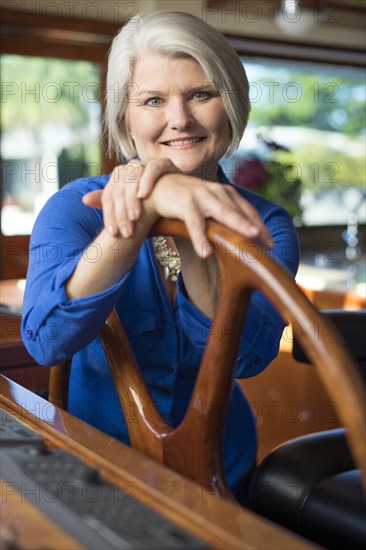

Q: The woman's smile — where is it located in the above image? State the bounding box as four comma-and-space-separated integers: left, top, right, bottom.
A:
160, 136, 206, 148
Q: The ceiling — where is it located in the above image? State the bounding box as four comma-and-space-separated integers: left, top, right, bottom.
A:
208, 0, 365, 9
206, 0, 366, 31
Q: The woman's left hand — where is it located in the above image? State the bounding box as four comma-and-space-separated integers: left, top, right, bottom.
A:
149, 173, 274, 257
83, 157, 181, 232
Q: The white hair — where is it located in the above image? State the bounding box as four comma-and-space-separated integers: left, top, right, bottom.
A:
106, 11, 250, 162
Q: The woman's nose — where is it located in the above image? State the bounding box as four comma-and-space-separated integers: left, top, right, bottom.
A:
166, 99, 194, 130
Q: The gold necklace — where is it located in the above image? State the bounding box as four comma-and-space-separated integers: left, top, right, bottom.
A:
152, 236, 181, 282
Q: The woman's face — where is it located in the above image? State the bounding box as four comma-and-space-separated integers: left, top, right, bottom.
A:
126, 54, 231, 179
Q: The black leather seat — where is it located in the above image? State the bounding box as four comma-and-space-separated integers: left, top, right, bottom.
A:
293, 310, 366, 386
249, 310, 366, 549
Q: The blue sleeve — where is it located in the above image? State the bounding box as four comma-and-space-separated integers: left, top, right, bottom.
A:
21, 178, 128, 366
176, 195, 300, 378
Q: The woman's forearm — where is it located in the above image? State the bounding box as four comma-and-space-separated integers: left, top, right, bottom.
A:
66, 201, 158, 299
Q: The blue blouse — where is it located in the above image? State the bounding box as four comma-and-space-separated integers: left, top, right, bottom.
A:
21, 168, 299, 493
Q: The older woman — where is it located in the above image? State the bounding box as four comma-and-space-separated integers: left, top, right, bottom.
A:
22, 11, 299, 502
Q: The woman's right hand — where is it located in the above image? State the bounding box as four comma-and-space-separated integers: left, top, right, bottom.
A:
83, 158, 181, 238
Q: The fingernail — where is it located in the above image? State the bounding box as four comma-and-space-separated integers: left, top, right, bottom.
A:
137, 188, 145, 199
128, 208, 138, 220
121, 224, 132, 238
107, 224, 117, 236
248, 226, 259, 236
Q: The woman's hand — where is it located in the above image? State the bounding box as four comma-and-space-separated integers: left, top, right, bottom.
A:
149, 173, 274, 257
83, 160, 273, 256
82, 158, 180, 238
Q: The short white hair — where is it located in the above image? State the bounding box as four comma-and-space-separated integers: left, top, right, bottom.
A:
106, 11, 250, 162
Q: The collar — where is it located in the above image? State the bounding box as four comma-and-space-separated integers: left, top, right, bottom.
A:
218, 164, 230, 184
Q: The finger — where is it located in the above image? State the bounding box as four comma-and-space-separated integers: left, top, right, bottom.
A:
101, 176, 119, 236
102, 166, 132, 237
196, 186, 273, 249
124, 161, 144, 221
236, 200, 274, 248
152, 180, 208, 258
112, 170, 134, 238
228, 188, 273, 246
82, 190, 103, 208
212, 185, 274, 248
181, 196, 209, 258
137, 158, 179, 199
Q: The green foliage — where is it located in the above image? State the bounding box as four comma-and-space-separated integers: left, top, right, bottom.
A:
261, 156, 303, 220
1, 55, 100, 131
245, 62, 365, 211
250, 71, 365, 137
292, 144, 365, 191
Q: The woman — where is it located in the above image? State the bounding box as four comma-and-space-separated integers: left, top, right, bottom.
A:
22, 11, 299, 502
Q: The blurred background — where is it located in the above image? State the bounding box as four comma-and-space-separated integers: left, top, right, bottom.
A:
1, 0, 365, 295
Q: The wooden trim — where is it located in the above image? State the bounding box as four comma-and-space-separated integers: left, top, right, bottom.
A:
206, 0, 366, 16
0, 9, 119, 62
1, 374, 316, 549
0, 8, 120, 36
227, 34, 366, 67
1, 37, 110, 62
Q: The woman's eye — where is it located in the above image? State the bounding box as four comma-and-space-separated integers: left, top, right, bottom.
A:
193, 91, 212, 101
145, 97, 162, 107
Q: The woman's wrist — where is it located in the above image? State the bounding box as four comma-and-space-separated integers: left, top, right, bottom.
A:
140, 192, 160, 229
